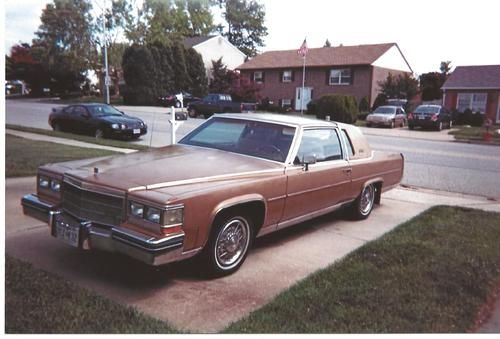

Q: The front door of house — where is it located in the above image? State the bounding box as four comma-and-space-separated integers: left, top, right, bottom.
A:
295, 87, 312, 111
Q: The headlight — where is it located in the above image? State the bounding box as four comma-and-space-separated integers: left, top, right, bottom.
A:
111, 123, 119, 129
164, 208, 183, 226
50, 179, 61, 192
120, 124, 126, 130
146, 207, 161, 223
129, 202, 144, 218
38, 176, 50, 188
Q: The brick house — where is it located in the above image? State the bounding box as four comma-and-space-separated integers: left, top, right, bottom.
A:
236, 43, 413, 111
441, 65, 500, 124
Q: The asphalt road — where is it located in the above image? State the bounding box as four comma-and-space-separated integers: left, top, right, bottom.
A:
6, 98, 500, 198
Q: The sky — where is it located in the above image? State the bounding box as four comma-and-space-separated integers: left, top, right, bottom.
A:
3, 0, 500, 75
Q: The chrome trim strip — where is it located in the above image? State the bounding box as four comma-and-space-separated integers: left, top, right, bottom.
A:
351, 168, 401, 184
63, 176, 124, 199
277, 199, 355, 230
145, 168, 284, 190
287, 180, 352, 198
268, 195, 286, 202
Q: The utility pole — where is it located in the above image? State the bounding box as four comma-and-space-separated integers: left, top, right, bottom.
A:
101, 0, 110, 104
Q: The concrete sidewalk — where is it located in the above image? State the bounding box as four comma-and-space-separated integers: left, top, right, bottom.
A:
6, 129, 137, 153
5, 176, 500, 333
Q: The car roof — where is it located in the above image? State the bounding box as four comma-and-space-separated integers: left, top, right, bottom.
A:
417, 104, 442, 107
216, 113, 338, 128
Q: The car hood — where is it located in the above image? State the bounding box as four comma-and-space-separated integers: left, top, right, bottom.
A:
46, 145, 284, 193
98, 114, 144, 124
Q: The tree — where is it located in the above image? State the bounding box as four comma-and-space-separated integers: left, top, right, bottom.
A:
216, 0, 268, 57
32, 0, 96, 94
419, 72, 445, 101
378, 73, 419, 101
209, 58, 236, 93
122, 44, 157, 105
324, 39, 331, 47
171, 42, 191, 91
6, 43, 49, 95
185, 47, 208, 97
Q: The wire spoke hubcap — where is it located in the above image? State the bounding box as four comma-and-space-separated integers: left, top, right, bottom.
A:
215, 218, 250, 269
360, 185, 375, 215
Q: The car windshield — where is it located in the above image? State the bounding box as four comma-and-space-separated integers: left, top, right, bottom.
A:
179, 117, 296, 162
88, 105, 123, 116
373, 106, 396, 114
415, 106, 439, 114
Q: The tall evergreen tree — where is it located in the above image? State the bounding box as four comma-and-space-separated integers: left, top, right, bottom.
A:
185, 47, 208, 97
172, 42, 191, 91
122, 44, 157, 105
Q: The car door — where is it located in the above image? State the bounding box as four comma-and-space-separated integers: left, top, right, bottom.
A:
70, 106, 92, 134
280, 128, 352, 228
395, 108, 405, 126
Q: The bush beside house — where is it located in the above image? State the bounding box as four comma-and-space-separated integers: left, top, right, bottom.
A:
307, 95, 359, 123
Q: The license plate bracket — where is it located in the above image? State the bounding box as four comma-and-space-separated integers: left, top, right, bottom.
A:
53, 214, 80, 248
133, 128, 140, 134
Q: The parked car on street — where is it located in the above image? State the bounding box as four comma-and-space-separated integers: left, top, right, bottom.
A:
157, 91, 201, 108
22, 113, 404, 276
408, 105, 452, 131
187, 93, 257, 118
49, 103, 147, 139
366, 105, 406, 128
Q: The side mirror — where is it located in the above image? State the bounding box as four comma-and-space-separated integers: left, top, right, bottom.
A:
52, 108, 57, 113
302, 154, 316, 171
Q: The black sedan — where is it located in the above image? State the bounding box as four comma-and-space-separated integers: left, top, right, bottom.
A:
407, 105, 452, 131
49, 103, 147, 139
158, 91, 200, 108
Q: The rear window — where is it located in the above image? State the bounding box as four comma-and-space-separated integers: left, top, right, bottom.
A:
373, 106, 396, 114
415, 106, 440, 114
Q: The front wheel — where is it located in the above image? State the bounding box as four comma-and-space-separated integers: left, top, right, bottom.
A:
350, 184, 376, 220
95, 128, 105, 139
203, 214, 254, 277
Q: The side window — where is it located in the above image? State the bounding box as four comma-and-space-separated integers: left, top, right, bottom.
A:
296, 129, 343, 163
73, 106, 87, 115
63, 106, 74, 114
341, 129, 355, 158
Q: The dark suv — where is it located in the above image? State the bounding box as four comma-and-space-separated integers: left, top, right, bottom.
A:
408, 105, 452, 131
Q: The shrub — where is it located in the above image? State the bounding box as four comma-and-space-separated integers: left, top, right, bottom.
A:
306, 100, 318, 116
315, 94, 358, 123
454, 108, 485, 127
359, 96, 370, 113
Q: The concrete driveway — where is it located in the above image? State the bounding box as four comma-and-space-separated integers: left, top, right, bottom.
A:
5, 177, 500, 332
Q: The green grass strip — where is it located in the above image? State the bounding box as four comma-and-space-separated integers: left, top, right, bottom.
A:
449, 126, 500, 141
225, 206, 500, 333
5, 134, 118, 177
6, 124, 149, 151
5, 256, 179, 334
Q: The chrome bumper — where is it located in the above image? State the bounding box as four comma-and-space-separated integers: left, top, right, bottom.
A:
21, 194, 188, 266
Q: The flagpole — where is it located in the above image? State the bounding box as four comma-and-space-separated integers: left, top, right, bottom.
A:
300, 47, 306, 115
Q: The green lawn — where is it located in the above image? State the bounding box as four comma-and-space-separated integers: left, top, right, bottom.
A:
5, 134, 118, 177
225, 206, 500, 333
5, 256, 178, 334
5, 206, 500, 333
449, 125, 500, 142
6, 124, 149, 151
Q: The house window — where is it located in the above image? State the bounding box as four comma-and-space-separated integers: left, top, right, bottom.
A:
329, 69, 351, 85
253, 71, 264, 83
457, 93, 487, 113
281, 99, 292, 108
282, 70, 293, 82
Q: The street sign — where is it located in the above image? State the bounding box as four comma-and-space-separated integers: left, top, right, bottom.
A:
104, 76, 111, 86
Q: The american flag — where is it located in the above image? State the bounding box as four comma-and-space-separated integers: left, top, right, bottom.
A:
297, 39, 308, 57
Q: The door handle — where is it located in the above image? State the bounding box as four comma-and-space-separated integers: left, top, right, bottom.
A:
343, 168, 352, 174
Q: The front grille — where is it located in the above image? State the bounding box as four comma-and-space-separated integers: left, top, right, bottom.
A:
62, 182, 124, 226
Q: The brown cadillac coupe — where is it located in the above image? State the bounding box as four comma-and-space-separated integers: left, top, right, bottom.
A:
22, 113, 404, 276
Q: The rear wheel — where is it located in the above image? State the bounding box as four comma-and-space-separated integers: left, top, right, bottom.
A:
203, 213, 254, 277
390, 120, 395, 129
436, 121, 443, 131
175, 100, 182, 108
350, 184, 376, 220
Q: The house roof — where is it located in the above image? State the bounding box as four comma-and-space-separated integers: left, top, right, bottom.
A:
236, 43, 398, 70
442, 65, 500, 90
183, 36, 216, 48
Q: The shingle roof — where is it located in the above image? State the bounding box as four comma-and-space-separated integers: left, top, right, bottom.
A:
442, 65, 500, 89
183, 36, 216, 48
236, 43, 396, 70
